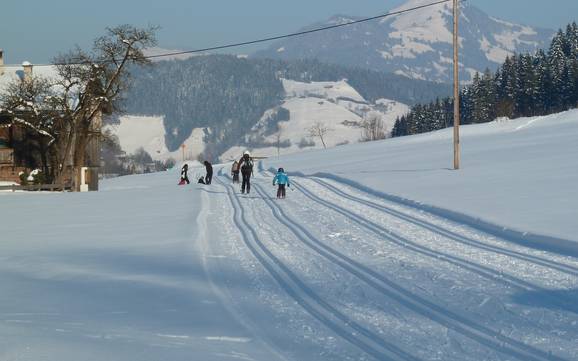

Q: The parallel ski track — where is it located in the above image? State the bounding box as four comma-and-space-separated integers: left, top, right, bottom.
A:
215, 175, 421, 361
260, 170, 574, 303
250, 179, 568, 361
262, 170, 573, 295
309, 177, 578, 277
289, 177, 576, 313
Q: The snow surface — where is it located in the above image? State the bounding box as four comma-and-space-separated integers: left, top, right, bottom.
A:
281, 78, 365, 103
263, 110, 578, 242
388, 0, 454, 45
480, 36, 513, 63
0, 65, 58, 93
106, 116, 206, 161
2, 111, 577, 361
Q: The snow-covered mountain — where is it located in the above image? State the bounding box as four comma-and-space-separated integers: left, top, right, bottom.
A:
111, 79, 409, 162
253, 0, 554, 83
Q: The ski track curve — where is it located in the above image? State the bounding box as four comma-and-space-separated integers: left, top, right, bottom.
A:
309, 177, 578, 277
214, 174, 421, 361
251, 170, 569, 361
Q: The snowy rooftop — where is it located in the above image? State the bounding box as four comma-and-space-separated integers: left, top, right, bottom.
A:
0, 63, 59, 93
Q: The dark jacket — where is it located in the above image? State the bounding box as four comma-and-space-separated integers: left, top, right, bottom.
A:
204, 161, 213, 175
180, 164, 189, 179
239, 156, 253, 175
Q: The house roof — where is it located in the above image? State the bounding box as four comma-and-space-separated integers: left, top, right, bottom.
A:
0, 63, 59, 93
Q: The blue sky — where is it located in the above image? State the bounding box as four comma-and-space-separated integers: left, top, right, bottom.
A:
1, 0, 577, 64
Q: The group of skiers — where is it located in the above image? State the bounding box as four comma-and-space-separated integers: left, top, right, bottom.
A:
179, 161, 213, 185
180, 150, 290, 199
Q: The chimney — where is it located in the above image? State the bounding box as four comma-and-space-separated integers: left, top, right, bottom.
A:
0, 49, 4, 76
22, 61, 32, 81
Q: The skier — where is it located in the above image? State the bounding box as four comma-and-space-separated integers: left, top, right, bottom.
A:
272, 167, 290, 199
179, 163, 190, 185
231, 160, 240, 183
204, 160, 213, 185
239, 151, 254, 194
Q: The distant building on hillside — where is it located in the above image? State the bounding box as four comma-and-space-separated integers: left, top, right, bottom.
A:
0, 50, 101, 190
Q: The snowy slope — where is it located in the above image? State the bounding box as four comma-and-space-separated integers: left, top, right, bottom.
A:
2, 111, 577, 361
263, 109, 578, 243
105, 116, 207, 161
253, 0, 553, 83
221, 79, 409, 160
0, 169, 286, 361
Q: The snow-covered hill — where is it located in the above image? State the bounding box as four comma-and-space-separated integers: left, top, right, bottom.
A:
222, 79, 409, 160
105, 116, 207, 161
111, 79, 409, 162
1, 110, 577, 361
253, 0, 554, 82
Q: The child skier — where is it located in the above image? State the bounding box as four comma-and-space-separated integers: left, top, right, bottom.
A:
272, 168, 290, 199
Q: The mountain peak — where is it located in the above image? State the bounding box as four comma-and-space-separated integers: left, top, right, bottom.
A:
326, 14, 362, 25
253, 1, 553, 83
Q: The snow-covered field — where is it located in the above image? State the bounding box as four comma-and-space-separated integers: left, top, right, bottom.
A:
105, 116, 206, 161
1, 110, 577, 360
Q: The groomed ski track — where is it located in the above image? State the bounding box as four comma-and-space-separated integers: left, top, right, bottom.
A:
200, 167, 578, 361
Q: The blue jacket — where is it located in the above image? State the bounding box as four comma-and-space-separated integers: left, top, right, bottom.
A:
273, 172, 290, 186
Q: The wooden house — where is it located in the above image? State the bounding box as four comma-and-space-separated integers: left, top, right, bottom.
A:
0, 50, 101, 190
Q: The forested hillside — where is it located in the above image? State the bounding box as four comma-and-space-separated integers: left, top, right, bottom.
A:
392, 23, 578, 137
123, 55, 451, 152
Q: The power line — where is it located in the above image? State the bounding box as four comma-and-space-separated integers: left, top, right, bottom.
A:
5, 0, 451, 67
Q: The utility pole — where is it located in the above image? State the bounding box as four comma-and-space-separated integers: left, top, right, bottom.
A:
453, 0, 460, 170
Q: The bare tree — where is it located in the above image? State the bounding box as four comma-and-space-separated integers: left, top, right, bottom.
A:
0, 25, 157, 189
0, 77, 61, 179
54, 25, 157, 189
361, 112, 387, 142
307, 121, 332, 149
